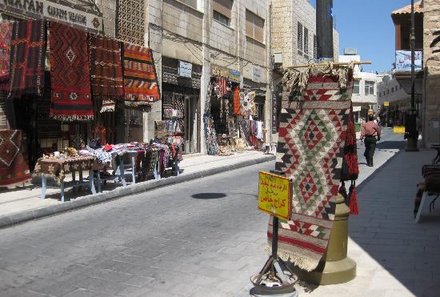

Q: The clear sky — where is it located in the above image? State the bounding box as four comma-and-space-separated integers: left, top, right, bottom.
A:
312, 0, 412, 73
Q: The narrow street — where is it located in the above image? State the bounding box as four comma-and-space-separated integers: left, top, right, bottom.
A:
0, 161, 273, 297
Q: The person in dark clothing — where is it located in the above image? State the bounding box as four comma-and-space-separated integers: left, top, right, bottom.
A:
361, 112, 381, 167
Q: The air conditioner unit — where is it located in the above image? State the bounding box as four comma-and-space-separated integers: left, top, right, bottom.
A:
273, 53, 283, 64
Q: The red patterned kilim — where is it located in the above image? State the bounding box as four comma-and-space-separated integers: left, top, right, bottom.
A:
269, 72, 353, 272
233, 87, 241, 115
0, 22, 13, 91
89, 34, 124, 112
49, 22, 93, 121
8, 20, 46, 98
0, 130, 31, 187
123, 43, 160, 105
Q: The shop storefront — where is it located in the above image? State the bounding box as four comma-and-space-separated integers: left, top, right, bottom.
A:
161, 57, 201, 154
0, 15, 166, 187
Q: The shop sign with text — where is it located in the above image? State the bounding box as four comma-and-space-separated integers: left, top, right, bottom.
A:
211, 64, 240, 83
0, 0, 103, 33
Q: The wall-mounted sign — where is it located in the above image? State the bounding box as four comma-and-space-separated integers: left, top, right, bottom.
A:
258, 171, 292, 220
0, 0, 103, 33
395, 50, 422, 71
211, 64, 240, 83
384, 101, 390, 107
252, 66, 263, 83
178, 61, 192, 78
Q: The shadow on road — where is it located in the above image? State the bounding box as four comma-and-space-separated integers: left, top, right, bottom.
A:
191, 192, 227, 199
376, 140, 406, 150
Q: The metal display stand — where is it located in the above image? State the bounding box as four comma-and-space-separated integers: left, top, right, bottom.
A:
250, 217, 298, 296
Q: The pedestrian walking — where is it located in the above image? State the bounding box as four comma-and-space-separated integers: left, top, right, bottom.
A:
361, 110, 381, 167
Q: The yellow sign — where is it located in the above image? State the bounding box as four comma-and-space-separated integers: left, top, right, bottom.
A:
258, 171, 292, 220
384, 101, 390, 107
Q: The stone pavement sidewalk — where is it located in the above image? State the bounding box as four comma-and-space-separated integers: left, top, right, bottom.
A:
0, 150, 275, 229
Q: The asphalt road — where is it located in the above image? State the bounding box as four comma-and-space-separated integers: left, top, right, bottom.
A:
0, 161, 275, 297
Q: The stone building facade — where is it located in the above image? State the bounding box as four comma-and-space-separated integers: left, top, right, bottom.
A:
422, 0, 440, 146
144, 0, 272, 154
271, 0, 339, 67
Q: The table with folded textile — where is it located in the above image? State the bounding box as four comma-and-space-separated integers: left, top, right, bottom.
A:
33, 155, 96, 202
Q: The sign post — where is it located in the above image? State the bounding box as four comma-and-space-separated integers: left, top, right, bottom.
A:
250, 172, 298, 295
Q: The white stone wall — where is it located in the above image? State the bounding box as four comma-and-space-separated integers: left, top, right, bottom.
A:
271, 0, 293, 66
96, 0, 117, 37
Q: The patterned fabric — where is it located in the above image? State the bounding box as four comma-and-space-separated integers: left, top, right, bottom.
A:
0, 130, 31, 187
89, 34, 124, 113
8, 20, 46, 98
33, 156, 95, 183
49, 22, 93, 121
233, 87, 241, 115
0, 22, 13, 90
270, 99, 350, 271
123, 43, 160, 105
240, 91, 256, 116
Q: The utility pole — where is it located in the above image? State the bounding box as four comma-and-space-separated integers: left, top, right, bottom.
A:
406, 0, 419, 151
316, 0, 334, 60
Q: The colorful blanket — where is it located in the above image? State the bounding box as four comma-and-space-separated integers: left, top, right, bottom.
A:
269, 65, 355, 271
0, 22, 13, 91
123, 43, 160, 105
8, 20, 46, 98
49, 22, 93, 121
89, 34, 124, 113
0, 130, 31, 187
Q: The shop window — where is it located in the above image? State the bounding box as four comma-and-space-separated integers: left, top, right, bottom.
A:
213, 0, 232, 26
179, 0, 198, 9
365, 81, 375, 95
246, 9, 265, 44
313, 34, 317, 59
353, 80, 360, 94
297, 22, 303, 52
117, 0, 145, 45
304, 27, 309, 55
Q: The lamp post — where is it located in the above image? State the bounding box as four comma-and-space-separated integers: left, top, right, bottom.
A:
405, 0, 419, 151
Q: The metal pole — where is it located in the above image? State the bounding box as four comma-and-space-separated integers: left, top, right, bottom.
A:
406, 0, 419, 151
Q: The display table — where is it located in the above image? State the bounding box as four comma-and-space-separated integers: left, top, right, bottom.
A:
33, 156, 96, 202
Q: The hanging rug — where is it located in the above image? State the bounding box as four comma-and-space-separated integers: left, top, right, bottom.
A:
0, 130, 31, 187
49, 21, 93, 121
123, 43, 160, 104
8, 20, 46, 98
268, 99, 350, 271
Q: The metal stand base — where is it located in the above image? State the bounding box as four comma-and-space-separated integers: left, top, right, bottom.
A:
250, 256, 298, 296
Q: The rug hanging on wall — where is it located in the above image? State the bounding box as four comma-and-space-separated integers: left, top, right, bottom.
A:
49, 22, 93, 121
123, 43, 160, 106
0, 22, 13, 91
0, 130, 31, 188
89, 34, 124, 113
8, 20, 46, 98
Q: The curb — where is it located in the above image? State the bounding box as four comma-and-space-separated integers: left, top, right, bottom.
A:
0, 154, 276, 229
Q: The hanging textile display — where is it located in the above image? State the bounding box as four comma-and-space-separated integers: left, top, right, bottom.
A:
49, 22, 93, 121
0, 22, 13, 91
267, 63, 355, 272
89, 34, 124, 113
240, 91, 256, 116
232, 86, 241, 115
123, 43, 160, 106
0, 130, 31, 187
203, 81, 219, 155
8, 20, 46, 98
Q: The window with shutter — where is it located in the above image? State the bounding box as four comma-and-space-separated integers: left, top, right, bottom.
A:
245, 9, 265, 43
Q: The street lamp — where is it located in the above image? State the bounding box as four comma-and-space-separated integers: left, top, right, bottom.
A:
405, 0, 419, 151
